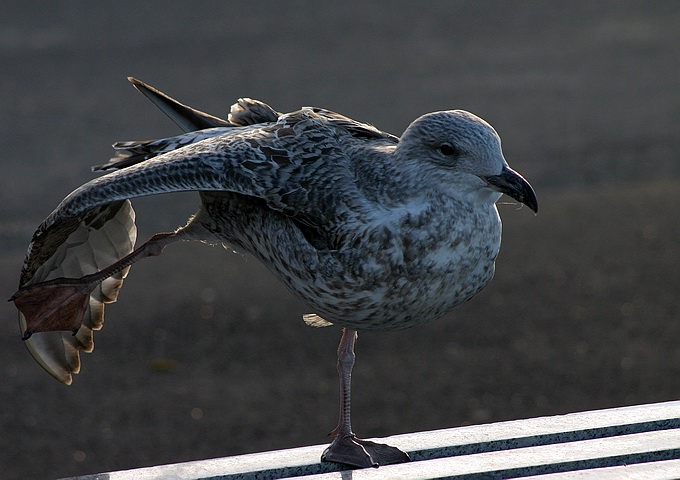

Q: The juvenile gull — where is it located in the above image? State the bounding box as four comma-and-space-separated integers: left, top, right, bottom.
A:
11, 78, 537, 468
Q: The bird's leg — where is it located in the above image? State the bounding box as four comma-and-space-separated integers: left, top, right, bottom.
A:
10, 232, 180, 340
321, 327, 410, 468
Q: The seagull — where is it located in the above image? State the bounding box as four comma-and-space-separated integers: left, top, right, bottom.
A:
11, 78, 537, 468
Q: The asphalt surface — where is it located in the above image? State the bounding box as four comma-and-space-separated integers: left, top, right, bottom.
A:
1, 2, 679, 479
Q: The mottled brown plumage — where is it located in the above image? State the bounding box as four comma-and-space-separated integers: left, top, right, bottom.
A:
12, 78, 537, 467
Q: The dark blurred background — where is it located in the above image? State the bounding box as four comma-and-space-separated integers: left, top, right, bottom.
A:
1, 2, 679, 479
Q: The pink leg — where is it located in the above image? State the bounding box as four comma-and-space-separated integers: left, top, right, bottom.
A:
11, 232, 179, 339
321, 327, 410, 467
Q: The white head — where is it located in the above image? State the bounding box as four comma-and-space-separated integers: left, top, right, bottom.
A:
397, 110, 537, 212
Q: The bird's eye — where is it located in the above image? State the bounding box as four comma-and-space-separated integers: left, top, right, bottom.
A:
438, 143, 459, 156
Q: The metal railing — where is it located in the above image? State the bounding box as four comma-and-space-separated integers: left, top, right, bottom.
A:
66, 400, 680, 480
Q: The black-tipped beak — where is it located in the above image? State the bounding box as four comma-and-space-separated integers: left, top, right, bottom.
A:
483, 165, 538, 213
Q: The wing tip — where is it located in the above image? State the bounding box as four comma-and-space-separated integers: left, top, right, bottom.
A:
127, 76, 145, 88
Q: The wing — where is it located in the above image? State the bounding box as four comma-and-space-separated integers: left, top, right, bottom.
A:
228, 97, 280, 126
129, 77, 280, 133
16, 109, 383, 383
16, 137, 230, 383
17, 78, 304, 384
93, 127, 233, 171
52, 110, 374, 235
128, 77, 233, 132
95, 78, 281, 171
308, 107, 398, 142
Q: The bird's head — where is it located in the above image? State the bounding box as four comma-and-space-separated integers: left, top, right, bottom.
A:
397, 110, 538, 213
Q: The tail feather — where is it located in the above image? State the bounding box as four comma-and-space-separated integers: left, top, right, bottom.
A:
17, 200, 137, 384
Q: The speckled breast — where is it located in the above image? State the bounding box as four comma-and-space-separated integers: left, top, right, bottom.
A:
197, 192, 502, 331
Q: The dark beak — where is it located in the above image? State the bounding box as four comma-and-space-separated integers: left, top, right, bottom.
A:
483, 165, 538, 213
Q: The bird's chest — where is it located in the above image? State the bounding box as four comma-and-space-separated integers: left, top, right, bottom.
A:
333, 203, 502, 329
198, 192, 502, 331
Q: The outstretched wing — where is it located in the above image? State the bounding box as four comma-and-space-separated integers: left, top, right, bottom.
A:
51, 110, 374, 238
15, 108, 378, 383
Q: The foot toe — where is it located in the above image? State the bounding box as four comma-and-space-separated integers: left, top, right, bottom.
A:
321, 435, 409, 468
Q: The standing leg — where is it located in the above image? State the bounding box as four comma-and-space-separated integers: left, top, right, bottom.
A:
321, 327, 410, 467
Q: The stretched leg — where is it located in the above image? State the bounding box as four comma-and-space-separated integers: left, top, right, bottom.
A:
321, 327, 410, 468
10, 232, 180, 340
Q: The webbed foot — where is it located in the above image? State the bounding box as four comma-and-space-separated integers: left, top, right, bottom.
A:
321, 434, 410, 468
10, 280, 92, 339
